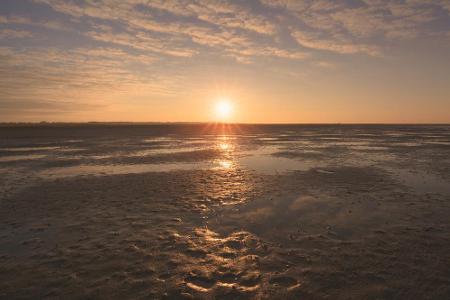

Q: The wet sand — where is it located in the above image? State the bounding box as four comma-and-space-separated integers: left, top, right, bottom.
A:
1, 124, 449, 299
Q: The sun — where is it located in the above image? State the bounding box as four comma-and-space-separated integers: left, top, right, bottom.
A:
214, 99, 233, 121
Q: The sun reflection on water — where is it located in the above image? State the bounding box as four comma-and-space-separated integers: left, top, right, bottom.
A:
219, 143, 231, 151
215, 135, 236, 170
217, 160, 234, 169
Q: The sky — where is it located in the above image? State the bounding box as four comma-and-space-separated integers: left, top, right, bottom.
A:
1, 0, 450, 123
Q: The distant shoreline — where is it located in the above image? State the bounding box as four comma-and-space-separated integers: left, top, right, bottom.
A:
1, 122, 449, 127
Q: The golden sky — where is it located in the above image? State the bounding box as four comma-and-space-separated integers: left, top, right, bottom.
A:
1, 0, 450, 123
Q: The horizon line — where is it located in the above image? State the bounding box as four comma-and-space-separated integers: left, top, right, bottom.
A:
1, 121, 449, 126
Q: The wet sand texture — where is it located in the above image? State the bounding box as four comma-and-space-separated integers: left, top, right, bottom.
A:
1, 124, 450, 299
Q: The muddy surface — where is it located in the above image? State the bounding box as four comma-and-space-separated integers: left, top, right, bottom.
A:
1, 124, 449, 299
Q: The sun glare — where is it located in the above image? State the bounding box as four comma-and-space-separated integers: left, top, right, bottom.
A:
215, 99, 233, 121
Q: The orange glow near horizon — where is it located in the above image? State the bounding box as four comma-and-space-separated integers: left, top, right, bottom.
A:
214, 99, 233, 121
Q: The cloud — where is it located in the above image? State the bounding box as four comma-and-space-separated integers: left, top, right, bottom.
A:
0, 29, 32, 39
33, 0, 276, 35
0, 45, 181, 117
0, 99, 104, 113
330, 1, 440, 40
31, 0, 301, 62
262, 0, 450, 55
130, 0, 277, 35
292, 30, 381, 56
0, 0, 448, 121
86, 30, 198, 57
28, 0, 449, 62
0, 14, 73, 32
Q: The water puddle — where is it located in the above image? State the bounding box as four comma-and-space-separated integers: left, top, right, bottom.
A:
239, 155, 322, 174
0, 154, 47, 162
40, 163, 208, 178
38, 142, 325, 177
60, 145, 212, 160
1, 146, 60, 152
391, 169, 450, 195
390, 142, 423, 147
56, 148, 86, 152
144, 136, 178, 141
349, 145, 389, 151
6, 129, 447, 184
130, 146, 206, 156
424, 141, 450, 146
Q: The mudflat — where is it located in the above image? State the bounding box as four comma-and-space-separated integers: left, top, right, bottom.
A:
1, 124, 449, 299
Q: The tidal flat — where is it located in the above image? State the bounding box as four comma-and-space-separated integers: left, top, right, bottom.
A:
1, 124, 450, 299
